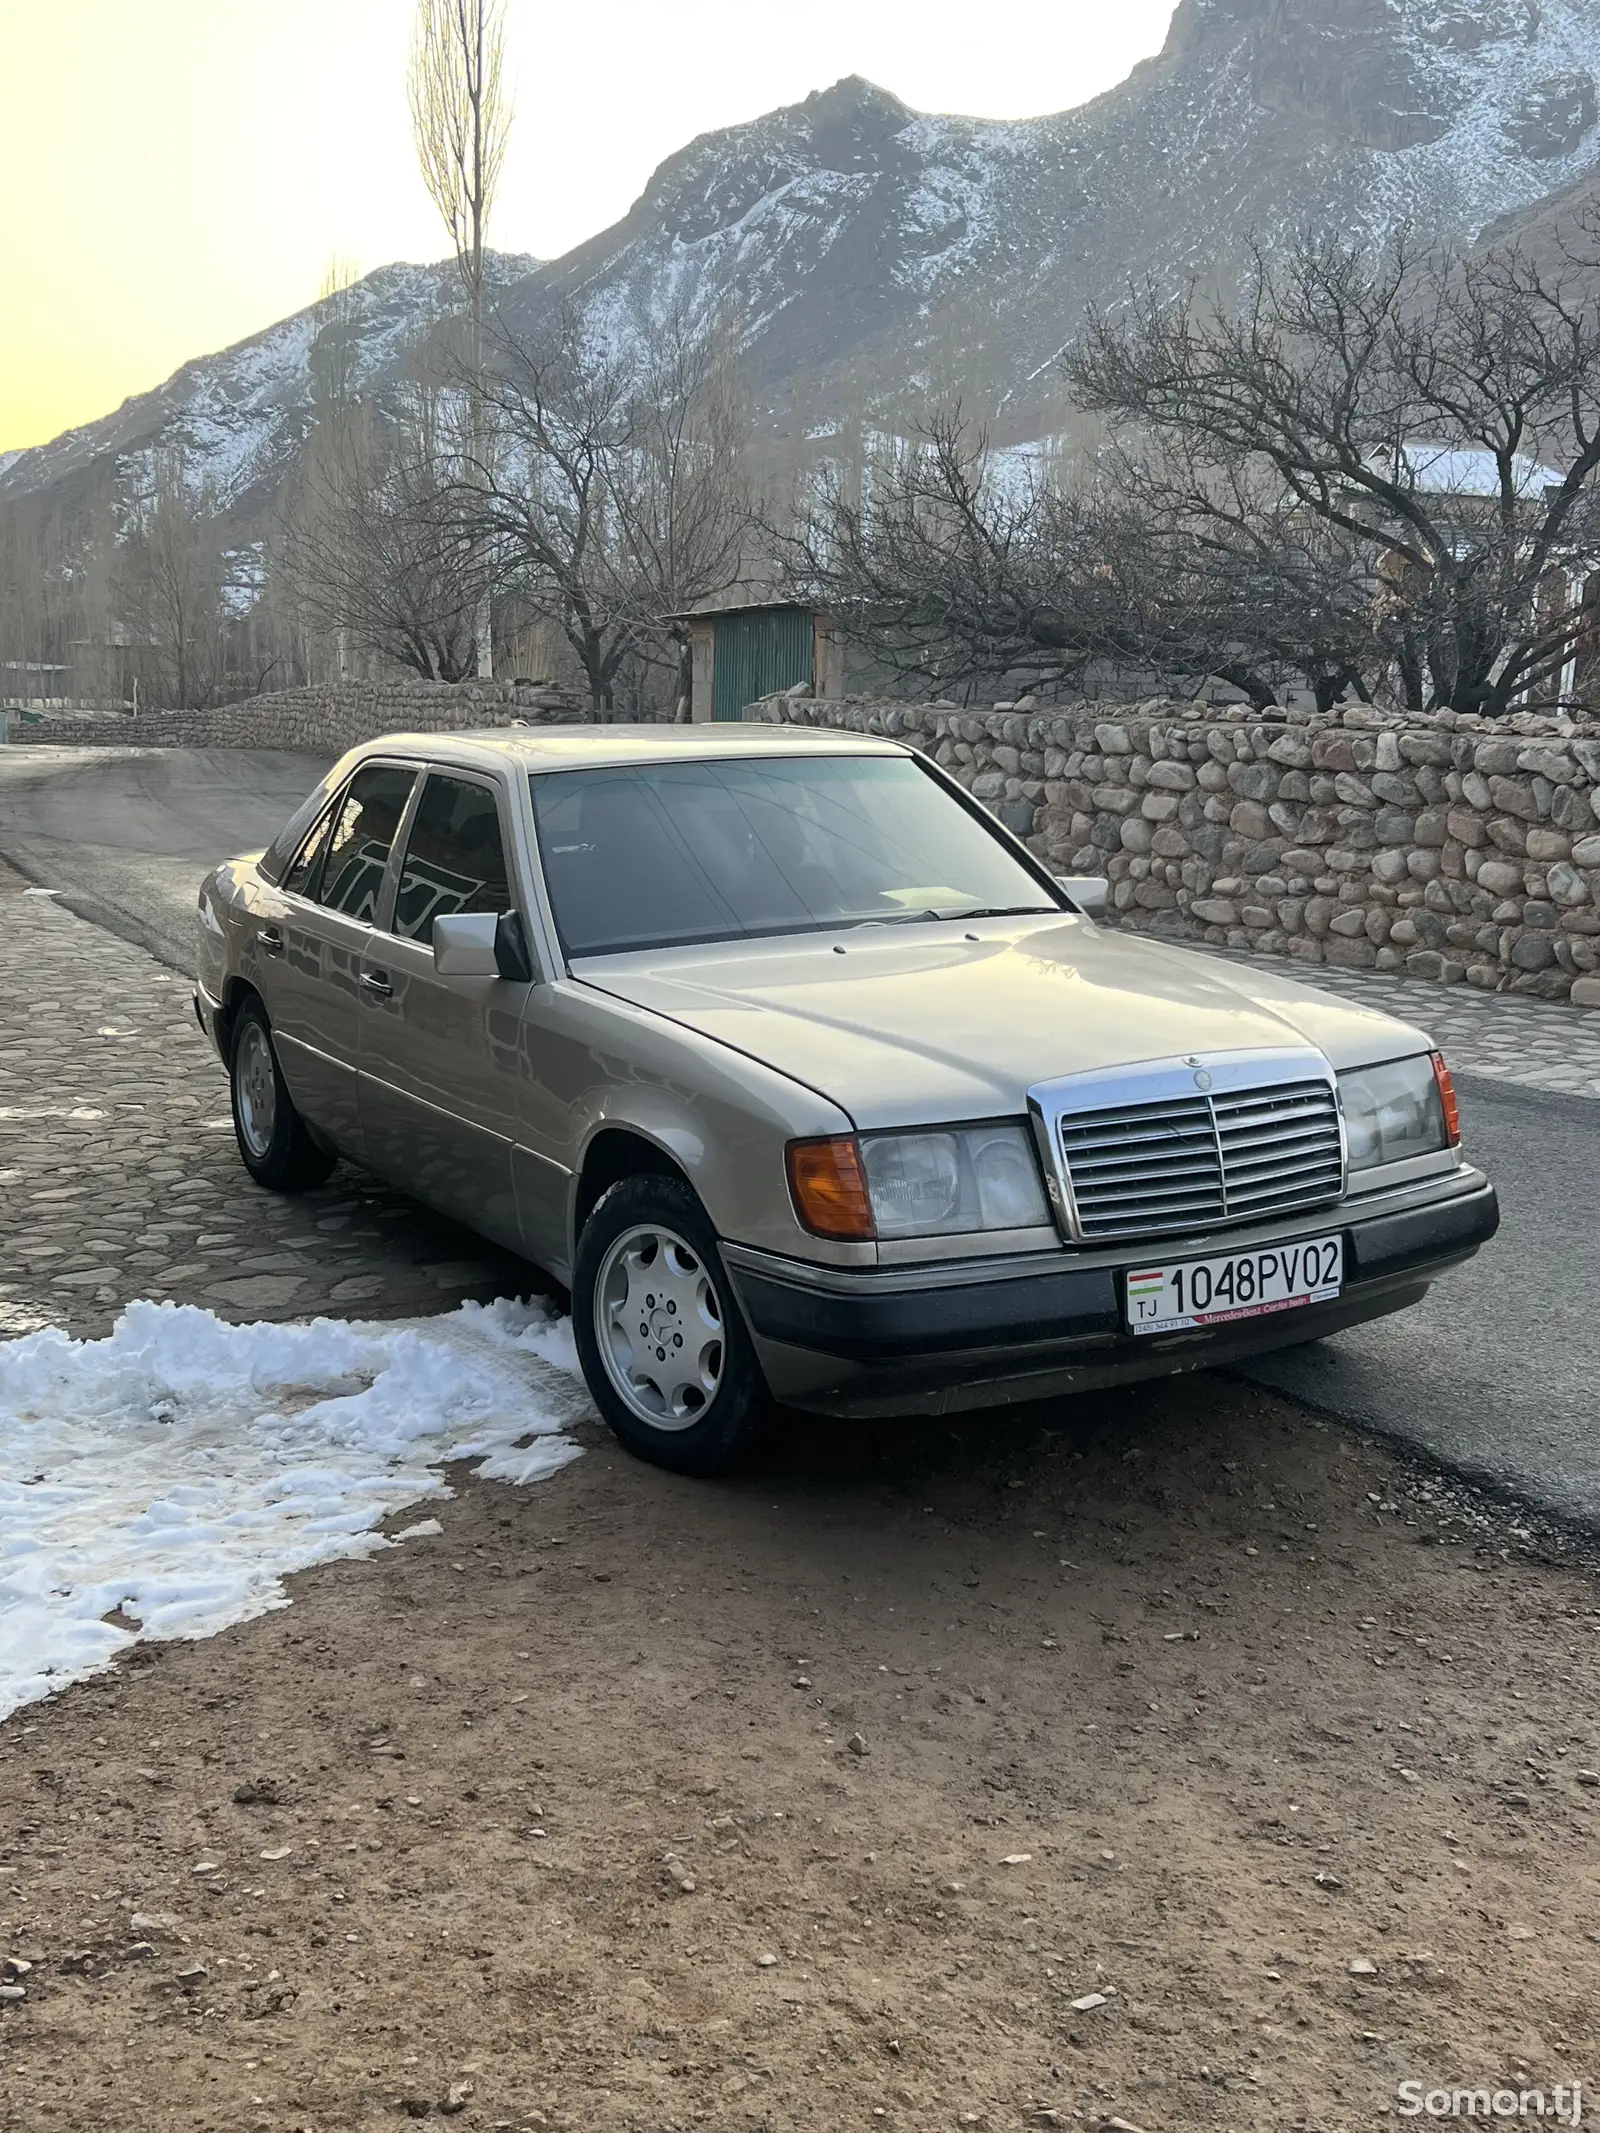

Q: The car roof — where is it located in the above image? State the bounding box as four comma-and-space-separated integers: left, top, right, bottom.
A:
352, 722, 908, 776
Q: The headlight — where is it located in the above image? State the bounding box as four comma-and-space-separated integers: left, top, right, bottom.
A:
1338, 1052, 1458, 1171
861, 1124, 1051, 1237
787, 1124, 1051, 1240
862, 1131, 963, 1232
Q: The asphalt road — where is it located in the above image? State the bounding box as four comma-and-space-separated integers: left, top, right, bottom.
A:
1248, 1072, 1600, 1526
0, 745, 330, 971
1, 742, 1595, 1526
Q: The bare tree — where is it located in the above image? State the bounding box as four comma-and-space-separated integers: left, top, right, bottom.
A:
778, 409, 1379, 705
409, 0, 511, 678
307, 256, 364, 412
0, 480, 116, 708
778, 412, 1114, 694
0, 503, 56, 703
284, 265, 485, 683
605, 311, 753, 718
1067, 227, 1600, 714
114, 455, 227, 710
456, 305, 752, 716
1107, 433, 1384, 710
284, 398, 484, 682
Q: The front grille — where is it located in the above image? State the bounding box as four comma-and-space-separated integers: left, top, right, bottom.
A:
1057, 1078, 1343, 1241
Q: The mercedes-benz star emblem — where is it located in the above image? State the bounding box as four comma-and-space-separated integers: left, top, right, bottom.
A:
1193, 1068, 1213, 1091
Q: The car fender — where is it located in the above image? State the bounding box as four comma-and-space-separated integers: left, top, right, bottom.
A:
507, 977, 867, 1281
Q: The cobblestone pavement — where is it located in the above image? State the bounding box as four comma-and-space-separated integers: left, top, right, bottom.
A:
1204, 942, 1600, 1098
0, 866, 534, 1341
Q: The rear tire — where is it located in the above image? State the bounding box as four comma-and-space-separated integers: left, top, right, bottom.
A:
229, 995, 337, 1193
572, 1173, 770, 1476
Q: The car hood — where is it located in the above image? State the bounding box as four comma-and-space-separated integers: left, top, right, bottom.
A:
576, 915, 1435, 1128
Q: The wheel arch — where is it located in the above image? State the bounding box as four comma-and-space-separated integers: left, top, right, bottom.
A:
572, 1125, 695, 1252
217, 975, 265, 1060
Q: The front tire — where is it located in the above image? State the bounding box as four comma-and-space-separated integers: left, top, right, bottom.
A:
572, 1174, 770, 1476
229, 996, 337, 1192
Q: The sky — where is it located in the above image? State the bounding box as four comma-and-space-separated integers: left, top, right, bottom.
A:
0, 0, 1179, 455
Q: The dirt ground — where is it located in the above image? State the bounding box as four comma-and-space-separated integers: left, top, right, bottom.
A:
3, 1368, 1598, 2133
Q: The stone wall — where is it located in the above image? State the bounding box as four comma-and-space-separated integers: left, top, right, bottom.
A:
758, 693, 1600, 1005
9, 677, 590, 756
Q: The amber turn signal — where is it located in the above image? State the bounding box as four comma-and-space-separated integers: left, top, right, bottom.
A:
787, 1135, 876, 1241
1431, 1050, 1461, 1146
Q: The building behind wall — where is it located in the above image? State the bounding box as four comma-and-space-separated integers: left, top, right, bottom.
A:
677, 601, 847, 722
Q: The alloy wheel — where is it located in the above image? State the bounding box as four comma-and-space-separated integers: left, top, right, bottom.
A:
234, 1019, 279, 1160
594, 1223, 725, 1431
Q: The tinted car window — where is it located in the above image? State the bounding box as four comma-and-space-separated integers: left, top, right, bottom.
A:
258, 771, 339, 885
281, 799, 339, 899
317, 764, 417, 922
392, 774, 513, 942
530, 755, 1058, 957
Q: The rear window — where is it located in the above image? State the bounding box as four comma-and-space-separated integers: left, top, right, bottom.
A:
529, 754, 1057, 958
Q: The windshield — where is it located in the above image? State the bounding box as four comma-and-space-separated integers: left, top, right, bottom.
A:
529, 754, 1060, 958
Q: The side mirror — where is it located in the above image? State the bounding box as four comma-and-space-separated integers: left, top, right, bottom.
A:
433, 912, 501, 976
1055, 874, 1110, 919
433, 910, 537, 980
493, 910, 535, 983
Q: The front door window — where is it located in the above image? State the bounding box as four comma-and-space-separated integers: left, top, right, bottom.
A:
391, 773, 513, 942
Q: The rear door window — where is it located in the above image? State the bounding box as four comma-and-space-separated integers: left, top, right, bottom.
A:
258, 771, 340, 885
391, 773, 513, 943
316, 764, 417, 922
281, 796, 341, 900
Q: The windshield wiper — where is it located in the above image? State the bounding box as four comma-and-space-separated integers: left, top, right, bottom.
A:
845, 904, 1057, 928
935, 904, 1058, 922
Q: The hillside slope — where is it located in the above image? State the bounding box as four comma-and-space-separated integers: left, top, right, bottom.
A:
0, 256, 537, 520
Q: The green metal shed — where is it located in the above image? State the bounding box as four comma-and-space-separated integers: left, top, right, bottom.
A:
709, 606, 815, 721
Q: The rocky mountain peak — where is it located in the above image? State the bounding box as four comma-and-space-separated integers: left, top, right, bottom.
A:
1161, 0, 1555, 148
796, 75, 916, 166
633, 72, 917, 246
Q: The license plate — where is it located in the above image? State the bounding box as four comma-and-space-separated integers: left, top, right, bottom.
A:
1123, 1235, 1343, 1335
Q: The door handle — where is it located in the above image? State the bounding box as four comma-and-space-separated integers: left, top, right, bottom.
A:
258, 924, 284, 956
359, 969, 393, 999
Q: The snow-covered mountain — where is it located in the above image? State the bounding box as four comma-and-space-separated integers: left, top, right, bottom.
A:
0, 255, 538, 518
7, 0, 1600, 518
517, 0, 1600, 435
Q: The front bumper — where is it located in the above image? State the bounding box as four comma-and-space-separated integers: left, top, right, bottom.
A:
724, 1166, 1498, 1418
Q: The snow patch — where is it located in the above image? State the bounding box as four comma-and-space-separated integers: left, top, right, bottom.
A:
0, 1294, 588, 1724
1387, 440, 1563, 497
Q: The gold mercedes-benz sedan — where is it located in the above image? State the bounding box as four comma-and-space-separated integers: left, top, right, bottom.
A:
195, 724, 1498, 1473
